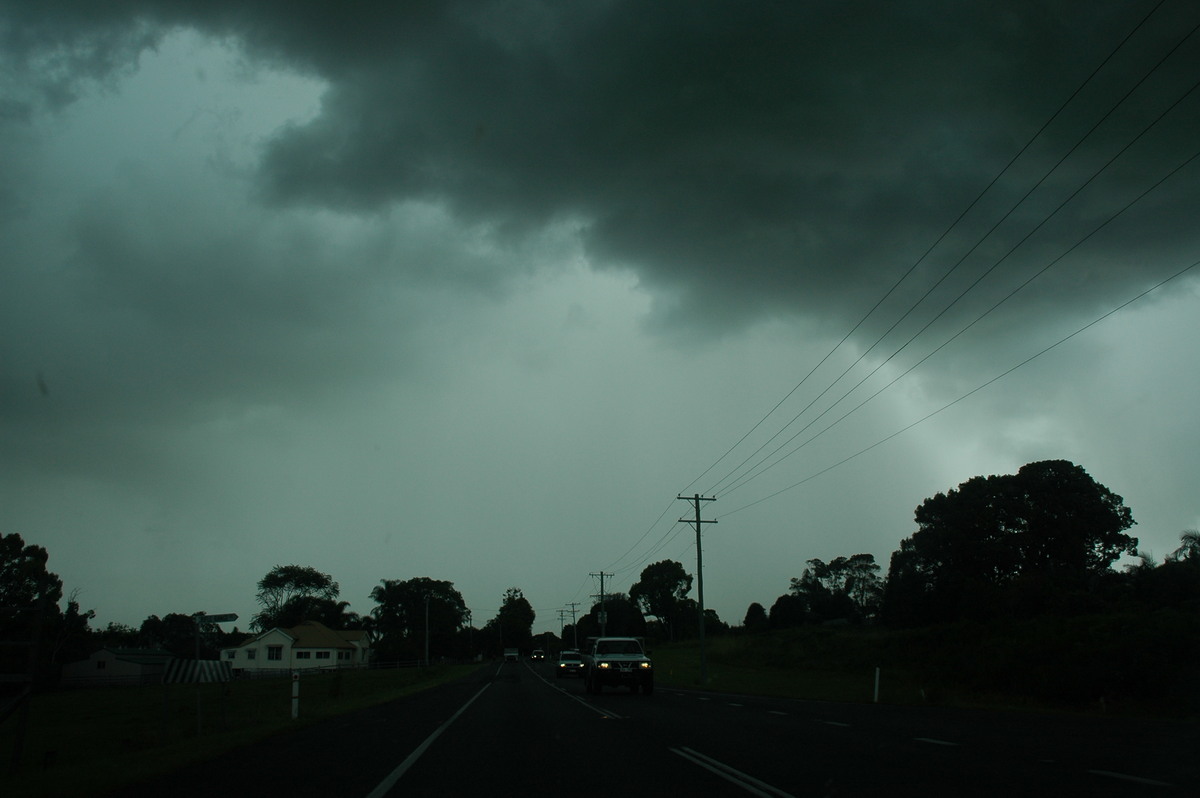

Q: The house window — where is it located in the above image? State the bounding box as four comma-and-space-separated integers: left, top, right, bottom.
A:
316, 651, 330, 660
267, 646, 283, 661
226, 650, 235, 659
247, 649, 256, 660
337, 651, 349, 661
296, 651, 311, 659
97, 660, 106, 670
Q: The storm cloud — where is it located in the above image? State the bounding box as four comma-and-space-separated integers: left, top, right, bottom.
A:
2, 1, 1197, 632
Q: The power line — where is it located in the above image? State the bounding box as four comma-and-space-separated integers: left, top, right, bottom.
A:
684, 0, 1178, 499
717, 255, 1200, 520
717, 95, 1200, 501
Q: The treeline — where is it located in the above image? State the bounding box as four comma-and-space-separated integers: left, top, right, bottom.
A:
0, 543, 542, 683
744, 460, 1199, 632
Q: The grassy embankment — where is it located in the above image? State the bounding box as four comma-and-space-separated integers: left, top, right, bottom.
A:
1, 663, 482, 798
652, 610, 1200, 717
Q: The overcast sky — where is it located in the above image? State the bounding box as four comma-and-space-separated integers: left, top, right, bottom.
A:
2, 1, 1198, 638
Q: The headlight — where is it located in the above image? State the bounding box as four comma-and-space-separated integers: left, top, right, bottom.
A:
598, 662, 610, 669
639, 662, 652, 669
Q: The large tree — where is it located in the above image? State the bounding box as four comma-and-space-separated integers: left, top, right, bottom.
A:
790, 553, 882, 623
884, 460, 1137, 624
0, 532, 63, 612
493, 587, 535, 653
575, 592, 645, 640
370, 577, 467, 660
1, 532, 67, 675
629, 560, 692, 640
253, 564, 340, 631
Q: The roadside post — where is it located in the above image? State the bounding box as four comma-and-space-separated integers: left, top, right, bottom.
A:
192, 612, 238, 735
292, 671, 300, 719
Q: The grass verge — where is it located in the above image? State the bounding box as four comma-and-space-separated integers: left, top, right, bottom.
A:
650, 616, 1200, 718
1, 664, 483, 798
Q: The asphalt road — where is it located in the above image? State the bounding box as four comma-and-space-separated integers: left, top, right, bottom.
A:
119, 659, 1197, 797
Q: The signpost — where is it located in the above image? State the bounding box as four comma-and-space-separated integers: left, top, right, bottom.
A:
192, 612, 238, 734
197, 613, 238, 624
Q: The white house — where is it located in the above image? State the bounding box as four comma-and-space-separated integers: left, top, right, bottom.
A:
221, 620, 371, 674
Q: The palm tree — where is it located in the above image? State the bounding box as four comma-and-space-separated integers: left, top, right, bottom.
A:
1167, 530, 1200, 564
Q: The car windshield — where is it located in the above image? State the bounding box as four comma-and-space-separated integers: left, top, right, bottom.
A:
559, 653, 581, 661
596, 640, 642, 655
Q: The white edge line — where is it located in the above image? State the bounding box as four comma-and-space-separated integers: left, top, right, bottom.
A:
525, 659, 625, 720
672, 746, 796, 798
913, 737, 958, 746
364, 682, 491, 798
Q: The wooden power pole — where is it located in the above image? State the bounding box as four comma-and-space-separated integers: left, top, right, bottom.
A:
678, 494, 716, 685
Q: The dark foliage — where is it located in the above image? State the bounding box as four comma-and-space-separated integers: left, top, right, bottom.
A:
369, 577, 468, 661
883, 460, 1137, 625
742, 602, 768, 631
253, 564, 341, 631
629, 560, 692, 640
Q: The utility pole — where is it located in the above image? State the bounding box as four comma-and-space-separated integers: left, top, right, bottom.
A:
590, 572, 612, 636
678, 494, 716, 685
565, 602, 580, 648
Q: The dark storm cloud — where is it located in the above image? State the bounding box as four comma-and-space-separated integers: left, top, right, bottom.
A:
3, 0, 1197, 335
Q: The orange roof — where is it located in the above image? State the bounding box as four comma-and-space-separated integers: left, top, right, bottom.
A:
284, 620, 363, 649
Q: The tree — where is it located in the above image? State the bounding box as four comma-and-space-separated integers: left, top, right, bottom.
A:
138, 613, 210, 658
575, 593, 645, 640
494, 587, 535, 653
629, 560, 692, 640
369, 577, 467, 661
1167, 530, 1200, 564
253, 565, 340, 631
0, 532, 64, 612
742, 602, 768, 631
790, 554, 882, 623
48, 591, 95, 666
1, 532, 68, 678
883, 460, 1137, 625
768, 593, 806, 629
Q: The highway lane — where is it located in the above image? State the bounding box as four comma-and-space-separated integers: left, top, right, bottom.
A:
560, 665, 1195, 796
375, 658, 1197, 796
385, 660, 759, 796
114, 659, 1195, 797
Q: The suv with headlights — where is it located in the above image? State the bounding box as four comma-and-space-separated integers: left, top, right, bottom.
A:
582, 637, 653, 695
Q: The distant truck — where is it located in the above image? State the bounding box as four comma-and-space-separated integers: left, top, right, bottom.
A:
582, 637, 653, 695
504, 648, 519, 662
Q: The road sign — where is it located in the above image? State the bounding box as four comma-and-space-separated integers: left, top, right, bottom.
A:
197, 613, 238, 623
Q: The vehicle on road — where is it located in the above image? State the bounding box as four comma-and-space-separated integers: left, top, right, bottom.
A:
555, 650, 583, 678
582, 636, 653, 695
504, 648, 519, 662
531, 649, 545, 661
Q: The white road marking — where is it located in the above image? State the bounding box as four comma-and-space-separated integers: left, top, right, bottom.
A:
525, 659, 625, 719
672, 746, 796, 798
823, 721, 851, 727
364, 682, 490, 798
913, 737, 959, 746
